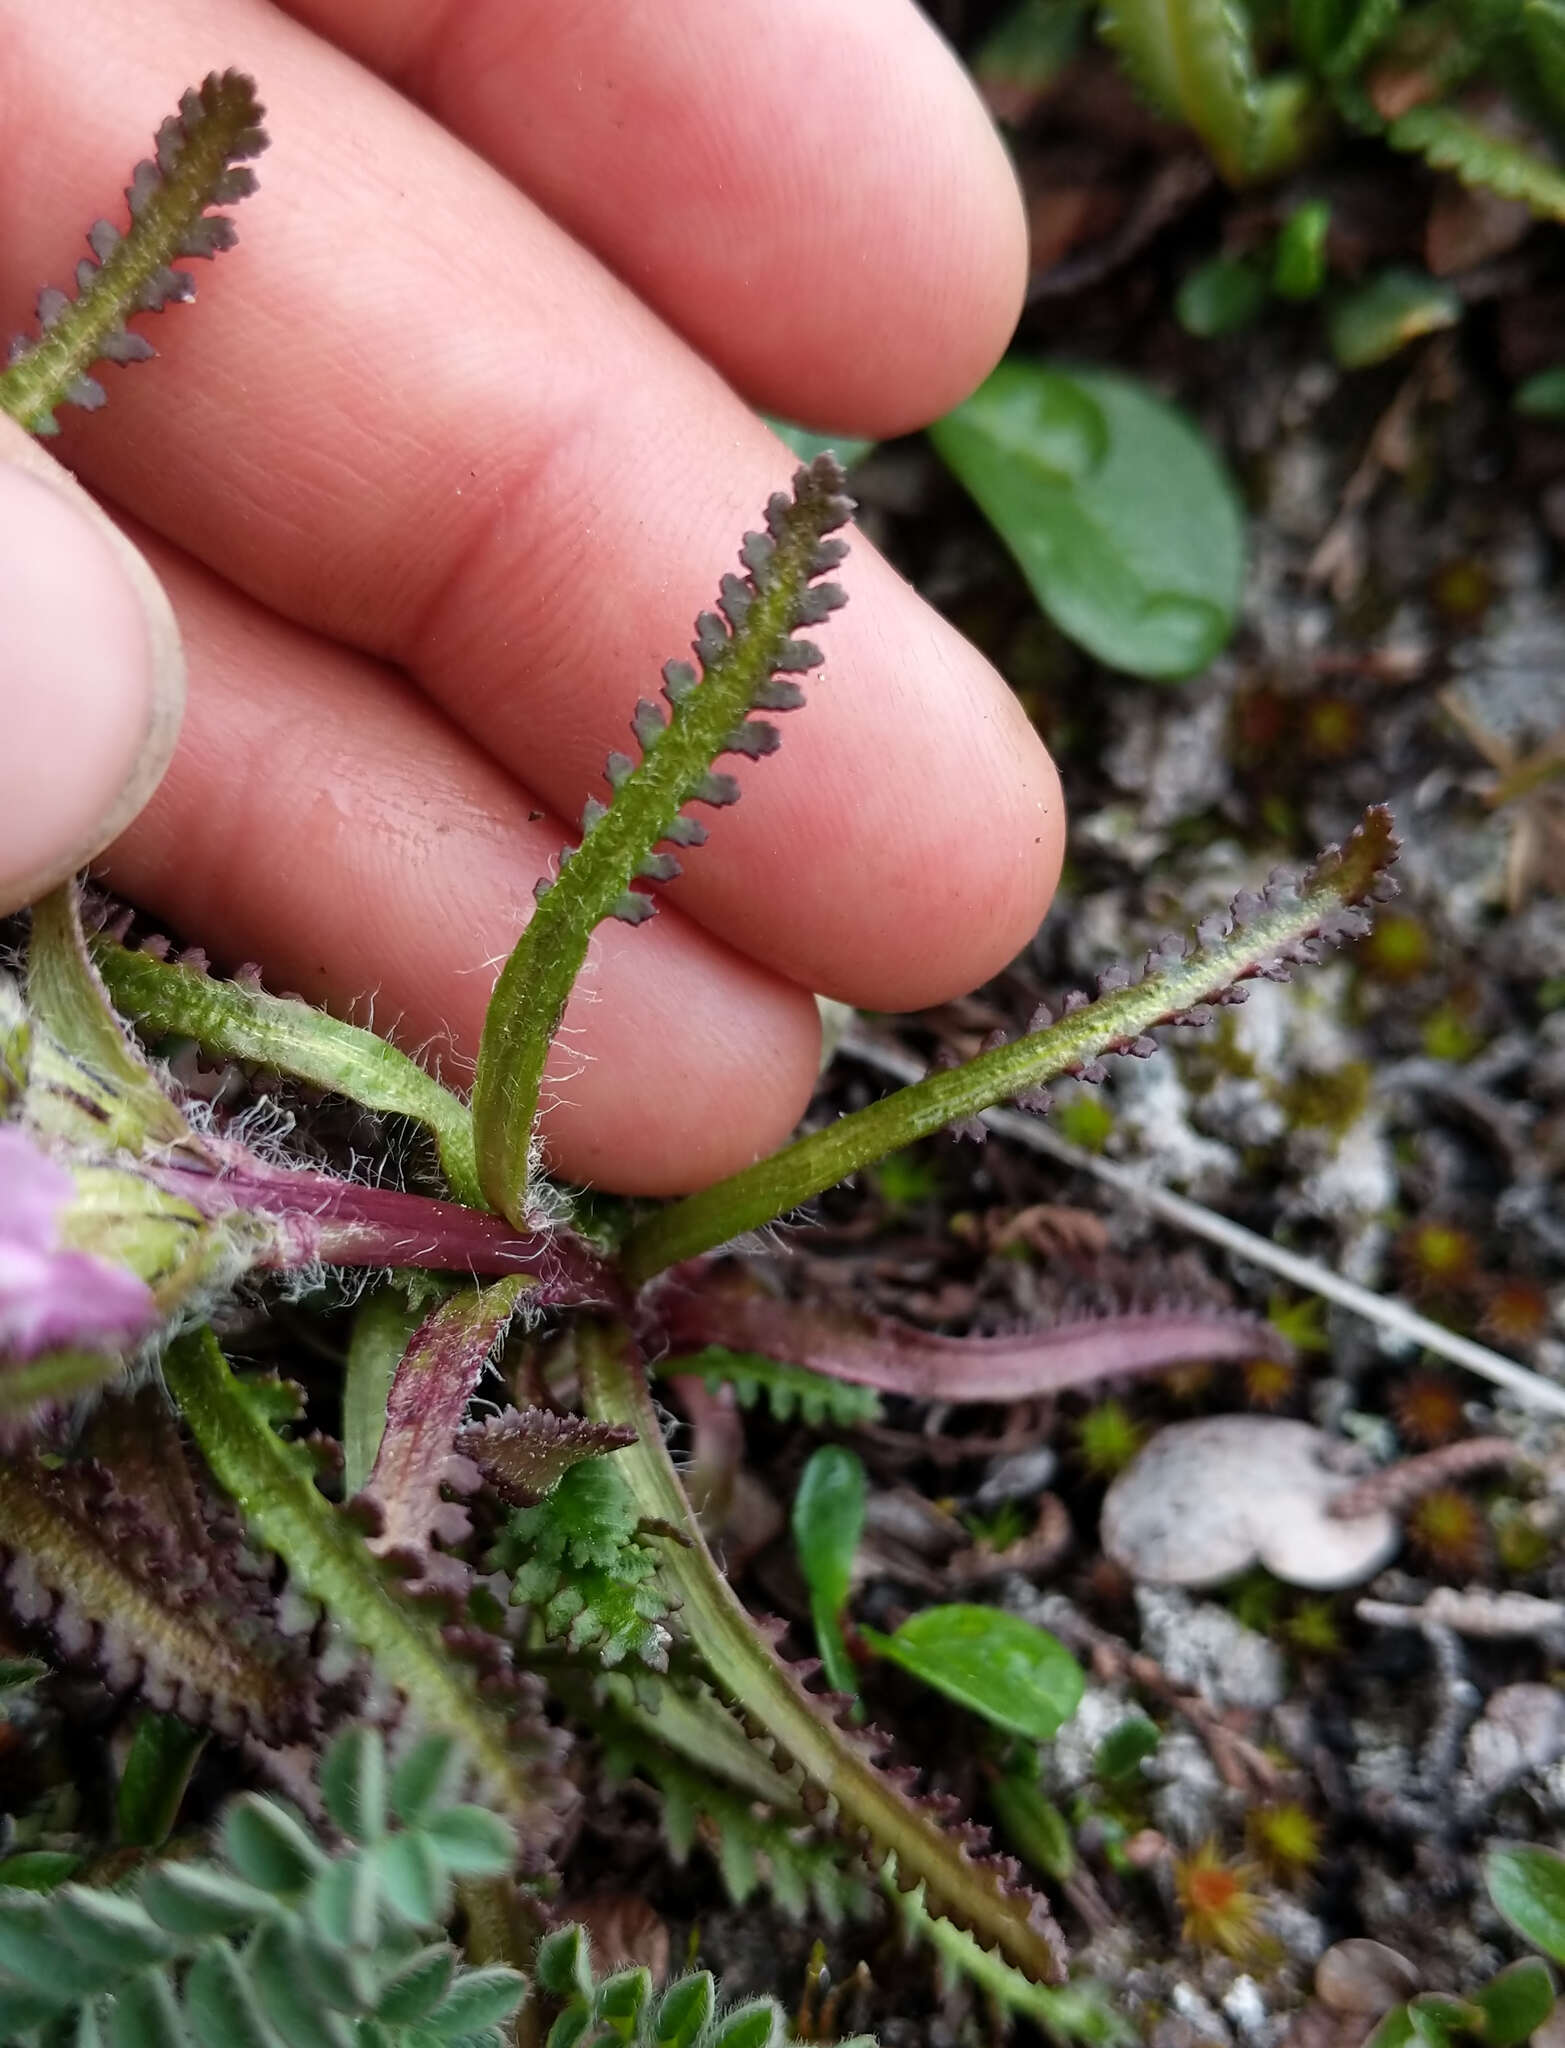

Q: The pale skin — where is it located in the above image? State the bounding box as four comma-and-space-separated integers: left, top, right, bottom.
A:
0, 0, 1067, 1195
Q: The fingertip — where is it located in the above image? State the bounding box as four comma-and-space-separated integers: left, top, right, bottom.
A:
0, 423, 183, 915
538, 963, 824, 1195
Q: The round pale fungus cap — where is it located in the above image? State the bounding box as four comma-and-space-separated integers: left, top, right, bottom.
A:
1101, 1415, 1400, 1591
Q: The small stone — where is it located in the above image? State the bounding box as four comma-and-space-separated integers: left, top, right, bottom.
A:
1314, 1940, 1420, 2017
1103, 1417, 1400, 1591
976, 1445, 1058, 1508
1136, 1588, 1286, 1712
1463, 1683, 1565, 1798
1222, 1977, 1271, 2041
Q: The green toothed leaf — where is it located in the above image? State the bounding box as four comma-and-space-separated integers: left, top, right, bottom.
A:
1388, 105, 1565, 219
0, 73, 266, 435
471, 458, 854, 1223
624, 809, 1399, 1282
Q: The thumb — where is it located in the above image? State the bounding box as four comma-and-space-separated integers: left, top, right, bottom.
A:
0, 416, 183, 916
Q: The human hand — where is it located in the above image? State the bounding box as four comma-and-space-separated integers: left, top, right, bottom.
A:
1, 0, 1065, 1194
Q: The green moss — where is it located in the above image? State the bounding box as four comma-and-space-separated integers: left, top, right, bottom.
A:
1055, 1093, 1116, 1152
1276, 1060, 1372, 1140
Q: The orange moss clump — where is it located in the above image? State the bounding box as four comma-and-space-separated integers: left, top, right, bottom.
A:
1406, 1487, 1487, 1576
1241, 1354, 1299, 1410
1389, 1370, 1467, 1448
1479, 1277, 1549, 1350
1174, 1842, 1272, 1962
1396, 1221, 1478, 1297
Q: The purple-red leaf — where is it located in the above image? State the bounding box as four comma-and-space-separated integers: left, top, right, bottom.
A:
655, 1268, 1288, 1404
352, 1279, 529, 1595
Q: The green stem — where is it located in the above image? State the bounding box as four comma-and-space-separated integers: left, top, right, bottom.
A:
577, 1322, 1067, 1985
623, 809, 1394, 1283
163, 1329, 549, 1835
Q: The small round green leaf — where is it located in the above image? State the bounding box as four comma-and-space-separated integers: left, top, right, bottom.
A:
421, 1964, 527, 2038
1515, 366, 1565, 419
929, 360, 1244, 680
1486, 1843, 1565, 1966
865, 1604, 1085, 1740
371, 1831, 448, 1929
655, 1971, 716, 2048
249, 1922, 357, 2048
1328, 269, 1461, 370
533, 1926, 593, 2002
709, 1997, 785, 2048
106, 1967, 187, 2048
1094, 1714, 1160, 1783
387, 1735, 460, 1829
1274, 200, 1331, 301
117, 1716, 208, 1852
183, 1939, 277, 2048
791, 1447, 866, 1622
141, 1862, 277, 1939
419, 1804, 516, 1878
306, 1855, 377, 1954
374, 1943, 456, 2025
595, 1965, 652, 2031
1176, 255, 1268, 338
1473, 1957, 1555, 2047
53, 1888, 172, 1970
0, 1851, 79, 1892
223, 1798, 326, 1897
318, 1728, 386, 1845
1364, 2007, 1417, 2048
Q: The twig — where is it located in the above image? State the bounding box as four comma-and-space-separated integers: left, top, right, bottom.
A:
1326, 1437, 1523, 1521
840, 1033, 1565, 1420
1357, 1586, 1565, 1645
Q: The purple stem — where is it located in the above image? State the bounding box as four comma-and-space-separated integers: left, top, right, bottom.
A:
653, 1272, 1289, 1403
354, 1282, 524, 1593
144, 1140, 619, 1307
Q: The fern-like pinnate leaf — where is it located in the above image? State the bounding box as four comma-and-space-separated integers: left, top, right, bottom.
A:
1388, 104, 1565, 219
0, 72, 267, 434
651, 1346, 884, 1428
493, 1456, 676, 1670
579, 1323, 1070, 1988
623, 809, 1398, 1284
472, 457, 854, 1225
94, 934, 486, 1207
533, 1926, 874, 2048
0, 1727, 524, 2047
1098, 0, 1308, 181
604, 1725, 874, 1928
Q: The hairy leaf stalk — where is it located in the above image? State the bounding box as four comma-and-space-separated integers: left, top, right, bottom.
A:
473, 458, 852, 1224
623, 809, 1396, 1283
94, 936, 484, 1206
578, 1321, 1069, 1985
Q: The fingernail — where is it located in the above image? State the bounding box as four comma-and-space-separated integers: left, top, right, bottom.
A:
0, 426, 184, 915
